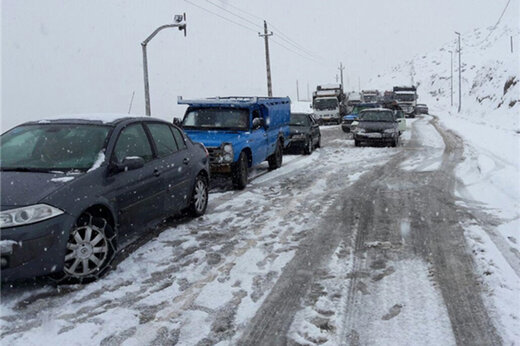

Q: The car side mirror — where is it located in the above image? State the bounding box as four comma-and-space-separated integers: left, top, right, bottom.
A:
173, 118, 182, 127
111, 156, 145, 174
252, 117, 264, 130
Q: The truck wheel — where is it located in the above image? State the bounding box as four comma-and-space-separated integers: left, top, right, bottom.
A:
268, 140, 283, 170
232, 152, 248, 190
304, 137, 313, 155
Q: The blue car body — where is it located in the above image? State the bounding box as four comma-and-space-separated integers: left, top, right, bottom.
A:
178, 96, 290, 175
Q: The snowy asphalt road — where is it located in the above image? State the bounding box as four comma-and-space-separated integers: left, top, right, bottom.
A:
0, 116, 502, 345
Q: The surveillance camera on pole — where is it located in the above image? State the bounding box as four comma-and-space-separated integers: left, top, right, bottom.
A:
141, 13, 187, 116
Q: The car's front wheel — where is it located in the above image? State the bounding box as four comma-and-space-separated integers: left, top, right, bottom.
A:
60, 213, 116, 283
188, 174, 208, 216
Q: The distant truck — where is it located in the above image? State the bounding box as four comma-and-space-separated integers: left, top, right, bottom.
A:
393, 86, 418, 117
312, 84, 347, 125
383, 90, 394, 103
178, 96, 290, 189
361, 90, 380, 103
346, 91, 361, 113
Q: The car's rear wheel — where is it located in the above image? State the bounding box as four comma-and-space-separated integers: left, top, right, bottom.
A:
303, 137, 313, 155
354, 139, 360, 147
59, 213, 116, 283
189, 174, 208, 216
232, 152, 248, 190
268, 140, 283, 170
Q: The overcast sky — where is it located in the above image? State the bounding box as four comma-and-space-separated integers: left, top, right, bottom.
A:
1, 0, 517, 130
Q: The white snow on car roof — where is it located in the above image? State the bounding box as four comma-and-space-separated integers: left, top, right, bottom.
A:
37, 113, 144, 124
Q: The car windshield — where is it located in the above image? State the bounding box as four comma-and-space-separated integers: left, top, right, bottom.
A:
394, 93, 415, 102
290, 113, 310, 126
182, 107, 249, 131
314, 98, 338, 110
0, 124, 111, 172
359, 111, 395, 122
352, 105, 376, 114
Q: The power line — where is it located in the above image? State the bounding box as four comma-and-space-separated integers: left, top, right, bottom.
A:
184, 0, 327, 67
206, 1, 324, 61
184, 0, 257, 33
205, 0, 263, 30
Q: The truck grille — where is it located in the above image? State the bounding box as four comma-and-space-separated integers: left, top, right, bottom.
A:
206, 147, 221, 164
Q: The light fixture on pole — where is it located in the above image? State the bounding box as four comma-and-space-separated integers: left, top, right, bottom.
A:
455, 31, 461, 113
141, 14, 187, 116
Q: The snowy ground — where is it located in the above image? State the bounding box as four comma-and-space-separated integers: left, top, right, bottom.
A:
2, 115, 516, 345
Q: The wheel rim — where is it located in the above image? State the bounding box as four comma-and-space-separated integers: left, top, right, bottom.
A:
64, 220, 109, 277
194, 179, 208, 212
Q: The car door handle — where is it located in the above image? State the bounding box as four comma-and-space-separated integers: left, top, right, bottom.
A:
183, 157, 190, 165
153, 168, 161, 177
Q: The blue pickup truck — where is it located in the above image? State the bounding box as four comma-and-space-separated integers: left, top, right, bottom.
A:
177, 96, 291, 189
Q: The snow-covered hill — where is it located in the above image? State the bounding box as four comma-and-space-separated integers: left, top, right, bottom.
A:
370, 20, 519, 130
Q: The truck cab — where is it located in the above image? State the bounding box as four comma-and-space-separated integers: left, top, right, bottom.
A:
313, 96, 340, 125
178, 96, 290, 189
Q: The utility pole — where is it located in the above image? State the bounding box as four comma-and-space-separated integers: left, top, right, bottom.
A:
141, 14, 186, 116
307, 83, 310, 101
448, 50, 453, 107
296, 80, 300, 101
455, 32, 461, 113
358, 77, 361, 91
338, 62, 345, 88
511, 36, 514, 53
259, 20, 273, 97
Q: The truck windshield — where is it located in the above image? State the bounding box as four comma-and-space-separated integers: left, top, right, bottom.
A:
314, 98, 338, 110
395, 93, 415, 102
359, 111, 394, 122
183, 108, 250, 131
0, 124, 110, 172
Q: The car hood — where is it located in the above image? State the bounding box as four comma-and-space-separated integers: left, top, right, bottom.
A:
358, 121, 396, 131
289, 126, 310, 135
183, 129, 247, 148
0, 171, 78, 209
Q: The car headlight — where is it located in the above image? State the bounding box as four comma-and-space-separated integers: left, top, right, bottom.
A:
355, 128, 365, 133
0, 204, 64, 228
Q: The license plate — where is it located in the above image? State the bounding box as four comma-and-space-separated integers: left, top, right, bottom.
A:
366, 133, 382, 138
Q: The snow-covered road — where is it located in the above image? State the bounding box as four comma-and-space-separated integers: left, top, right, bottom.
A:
1, 116, 516, 345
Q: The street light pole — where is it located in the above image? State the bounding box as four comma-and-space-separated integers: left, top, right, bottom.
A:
455, 31, 461, 113
142, 15, 186, 116
448, 50, 453, 107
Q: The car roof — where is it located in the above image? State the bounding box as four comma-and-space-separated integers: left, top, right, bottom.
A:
23, 114, 168, 126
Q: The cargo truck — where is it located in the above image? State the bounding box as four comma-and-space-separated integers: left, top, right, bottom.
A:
393, 86, 418, 118
312, 84, 347, 125
178, 96, 290, 189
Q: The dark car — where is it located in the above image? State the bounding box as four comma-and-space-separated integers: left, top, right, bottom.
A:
0, 115, 209, 283
352, 109, 400, 147
415, 103, 429, 115
286, 113, 321, 155
341, 103, 380, 133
